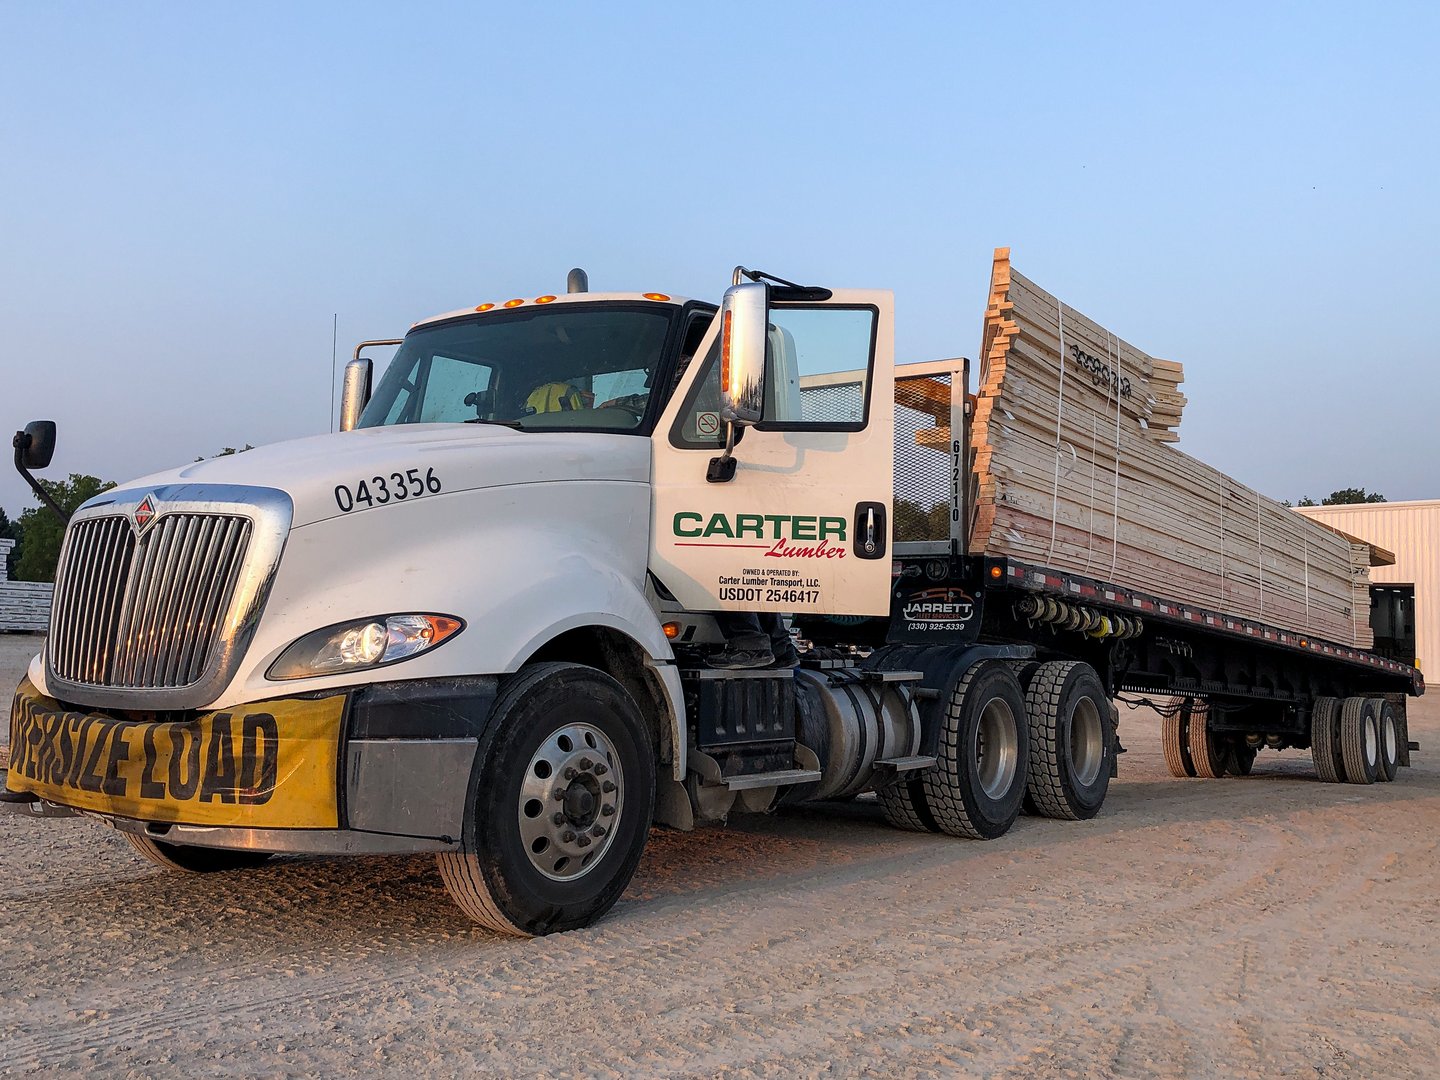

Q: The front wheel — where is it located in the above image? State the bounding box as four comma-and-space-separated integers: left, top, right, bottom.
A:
437, 662, 655, 936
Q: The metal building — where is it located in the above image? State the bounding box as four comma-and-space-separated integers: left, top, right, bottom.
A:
1297, 500, 1440, 676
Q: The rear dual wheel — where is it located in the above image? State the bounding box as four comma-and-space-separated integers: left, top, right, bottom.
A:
917, 661, 1030, 839
1024, 662, 1112, 821
1339, 696, 1381, 785
1376, 698, 1401, 782
1161, 700, 1196, 778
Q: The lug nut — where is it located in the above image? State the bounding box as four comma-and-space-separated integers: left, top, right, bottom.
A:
591, 825, 606, 837
576, 836, 591, 848
553, 788, 566, 800
602, 781, 616, 793
563, 767, 578, 780
561, 831, 576, 843
552, 812, 566, 826
578, 757, 593, 770
593, 764, 608, 776
601, 805, 616, 817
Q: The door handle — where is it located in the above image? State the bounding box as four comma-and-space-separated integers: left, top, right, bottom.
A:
853, 501, 887, 560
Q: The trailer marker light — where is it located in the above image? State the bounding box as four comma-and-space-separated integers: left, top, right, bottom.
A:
504, 298, 525, 308
662, 621, 681, 639
535, 295, 557, 304
475, 303, 495, 312
990, 565, 1003, 579
643, 293, 671, 302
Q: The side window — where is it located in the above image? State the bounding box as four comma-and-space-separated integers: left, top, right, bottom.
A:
760, 306, 875, 429
418, 355, 494, 423
671, 339, 725, 448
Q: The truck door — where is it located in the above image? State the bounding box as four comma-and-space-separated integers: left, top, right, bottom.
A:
650, 286, 894, 616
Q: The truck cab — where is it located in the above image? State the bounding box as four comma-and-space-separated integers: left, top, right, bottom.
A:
7, 270, 944, 936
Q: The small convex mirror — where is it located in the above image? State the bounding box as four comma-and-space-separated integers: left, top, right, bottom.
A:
718, 282, 768, 426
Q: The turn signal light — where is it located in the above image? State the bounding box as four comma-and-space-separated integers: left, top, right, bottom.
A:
720, 309, 733, 395
662, 621, 681, 640
990, 565, 1003, 579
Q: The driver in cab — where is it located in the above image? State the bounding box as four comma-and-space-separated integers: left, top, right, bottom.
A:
523, 381, 648, 417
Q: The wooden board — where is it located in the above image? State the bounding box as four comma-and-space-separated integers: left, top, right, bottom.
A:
969, 248, 1371, 647
0, 538, 53, 631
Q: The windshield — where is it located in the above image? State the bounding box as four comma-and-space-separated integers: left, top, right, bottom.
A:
357, 303, 676, 432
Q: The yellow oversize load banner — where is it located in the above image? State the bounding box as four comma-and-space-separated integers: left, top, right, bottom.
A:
7, 677, 344, 828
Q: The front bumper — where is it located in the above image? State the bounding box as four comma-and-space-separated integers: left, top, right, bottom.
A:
5, 675, 498, 853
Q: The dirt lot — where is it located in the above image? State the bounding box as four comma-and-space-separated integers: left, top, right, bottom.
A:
2, 632, 1437, 1078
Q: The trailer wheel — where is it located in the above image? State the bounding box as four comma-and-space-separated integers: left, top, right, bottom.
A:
1375, 698, 1400, 782
1339, 696, 1380, 785
1186, 702, 1227, 779
436, 662, 655, 936
920, 661, 1028, 839
123, 833, 273, 873
1161, 700, 1196, 778
1310, 697, 1343, 783
1024, 661, 1112, 820
877, 777, 938, 833
1227, 743, 1257, 776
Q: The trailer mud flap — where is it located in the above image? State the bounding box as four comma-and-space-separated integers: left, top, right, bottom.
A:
7, 677, 344, 828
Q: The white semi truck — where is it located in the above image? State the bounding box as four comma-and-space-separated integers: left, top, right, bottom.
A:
5, 268, 1421, 936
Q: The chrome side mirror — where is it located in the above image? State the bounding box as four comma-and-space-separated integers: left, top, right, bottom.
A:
719, 282, 768, 426
339, 359, 372, 432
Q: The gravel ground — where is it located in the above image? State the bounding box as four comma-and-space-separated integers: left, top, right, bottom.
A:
2, 632, 1437, 1078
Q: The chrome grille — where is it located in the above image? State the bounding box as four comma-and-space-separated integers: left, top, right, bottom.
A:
50, 513, 252, 690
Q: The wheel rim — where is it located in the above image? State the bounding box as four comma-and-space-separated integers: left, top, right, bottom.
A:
1383, 713, 1398, 764
1364, 714, 1378, 767
1070, 697, 1105, 786
518, 722, 624, 882
974, 697, 1018, 799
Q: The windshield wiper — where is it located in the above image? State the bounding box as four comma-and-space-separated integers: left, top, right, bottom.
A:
464, 418, 526, 429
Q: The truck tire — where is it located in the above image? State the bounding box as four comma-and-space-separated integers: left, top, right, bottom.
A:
877, 777, 938, 833
1375, 698, 1400, 782
1339, 696, 1379, 785
1186, 702, 1226, 779
1226, 742, 1257, 776
1161, 700, 1196, 778
921, 661, 1029, 839
123, 833, 273, 873
436, 662, 655, 936
1310, 697, 1343, 783
1024, 661, 1112, 821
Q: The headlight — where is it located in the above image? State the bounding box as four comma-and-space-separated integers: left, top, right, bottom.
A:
268, 614, 464, 680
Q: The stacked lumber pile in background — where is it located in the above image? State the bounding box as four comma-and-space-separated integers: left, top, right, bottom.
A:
0, 538, 52, 632
970, 248, 1371, 647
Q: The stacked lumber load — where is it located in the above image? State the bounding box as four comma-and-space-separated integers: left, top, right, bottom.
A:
0, 538, 53, 632
970, 248, 1370, 647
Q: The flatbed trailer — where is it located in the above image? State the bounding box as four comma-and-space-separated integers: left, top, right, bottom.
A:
5, 264, 1422, 937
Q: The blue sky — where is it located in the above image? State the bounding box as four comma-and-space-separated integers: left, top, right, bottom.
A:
2, 0, 1436, 517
